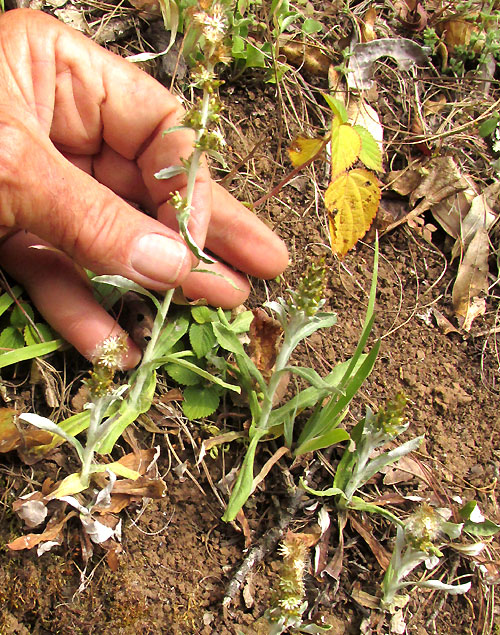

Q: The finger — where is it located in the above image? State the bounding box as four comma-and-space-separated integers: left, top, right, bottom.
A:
181, 262, 250, 308
3, 10, 211, 246
0, 232, 142, 368
204, 183, 289, 279
0, 119, 191, 291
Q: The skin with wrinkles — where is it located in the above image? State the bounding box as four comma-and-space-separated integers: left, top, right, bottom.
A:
0, 9, 288, 367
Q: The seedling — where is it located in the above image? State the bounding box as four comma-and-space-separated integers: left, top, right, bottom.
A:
222, 244, 380, 522
302, 393, 423, 524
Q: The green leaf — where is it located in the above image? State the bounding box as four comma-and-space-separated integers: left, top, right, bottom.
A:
283, 366, 343, 393
92, 275, 161, 311
268, 356, 368, 428
154, 315, 190, 357
164, 362, 202, 386
0, 339, 63, 368
189, 322, 217, 358
354, 125, 383, 172
0, 286, 22, 319
182, 386, 220, 420
159, 353, 240, 393
296, 341, 380, 447
0, 326, 24, 350
223, 432, 264, 521
245, 42, 268, 68
23, 323, 54, 346
212, 322, 246, 355
322, 94, 348, 123
464, 519, 500, 537
479, 115, 499, 138
294, 427, 350, 456
96, 370, 157, 454
191, 306, 216, 324
300, 478, 344, 498
348, 496, 404, 525
10, 302, 34, 329
302, 18, 323, 34
229, 310, 254, 334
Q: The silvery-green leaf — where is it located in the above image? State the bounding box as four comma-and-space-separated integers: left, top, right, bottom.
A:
411, 579, 472, 595
154, 165, 186, 180
91, 276, 161, 311
19, 413, 85, 460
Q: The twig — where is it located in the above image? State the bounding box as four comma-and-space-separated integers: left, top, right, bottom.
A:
222, 467, 316, 611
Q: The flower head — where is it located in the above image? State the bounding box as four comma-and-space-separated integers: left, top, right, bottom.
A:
405, 504, 443, 552
193, 3, 227, 44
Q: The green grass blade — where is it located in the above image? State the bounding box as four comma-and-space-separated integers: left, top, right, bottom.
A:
0, 339, 64, 368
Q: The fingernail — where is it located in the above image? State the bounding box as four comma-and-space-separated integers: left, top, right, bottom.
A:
131, 234, 189, 285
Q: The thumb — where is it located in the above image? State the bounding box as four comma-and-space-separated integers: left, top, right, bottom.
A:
0, 119, 192, 290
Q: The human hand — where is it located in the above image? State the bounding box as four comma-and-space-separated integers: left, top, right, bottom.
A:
0, 9, 288, 367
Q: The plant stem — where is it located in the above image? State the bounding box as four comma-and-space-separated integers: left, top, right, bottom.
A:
252, 315, 301, 437
127, 288, 175, 407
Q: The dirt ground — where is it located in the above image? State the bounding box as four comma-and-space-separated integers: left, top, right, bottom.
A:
0, 2, 499, 634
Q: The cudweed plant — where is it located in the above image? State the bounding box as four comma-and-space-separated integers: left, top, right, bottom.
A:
302, 393, 424, 523
17, 0, 238, 496
222, 244, 381, 521
265, 533, 331, 634
382, 505, 471, 614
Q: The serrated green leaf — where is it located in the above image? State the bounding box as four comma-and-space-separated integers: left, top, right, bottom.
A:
0, 326, 24, 350
10, 302, 35, 329
189, 322, 217, 358
191, 306, 216, 324
23, 323, 54, 346
212, 322, 246, 355
322, 94, 348, 123
354, 125, 383, 172
182, 386, 220, 420
229, 311, 254, 334
164, 362, 202, 386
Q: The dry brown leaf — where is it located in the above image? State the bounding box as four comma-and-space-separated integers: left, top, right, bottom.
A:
384, 157, 473, 234
248, 308, 282, 379
280, 39, 331, 76
438, 17, 484, 54
382, 455, 431, 486
432, 308, 460, 335
360, 8, 377, 43
114, 447, 159, 475
235, 508, 252, 549
451, 190, 497, 260
452, 227, 489, 331
111, 475, 166, 498
7, 511, 76, 551
350, 515, 391, 570
423, 93, 447, 116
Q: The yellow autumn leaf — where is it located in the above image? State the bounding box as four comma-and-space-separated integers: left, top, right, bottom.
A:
330, 123, 362, 179
325, 169, 381, 256
288, 136, 325, 167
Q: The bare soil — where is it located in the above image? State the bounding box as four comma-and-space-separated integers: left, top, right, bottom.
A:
0, 3, 499, 634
